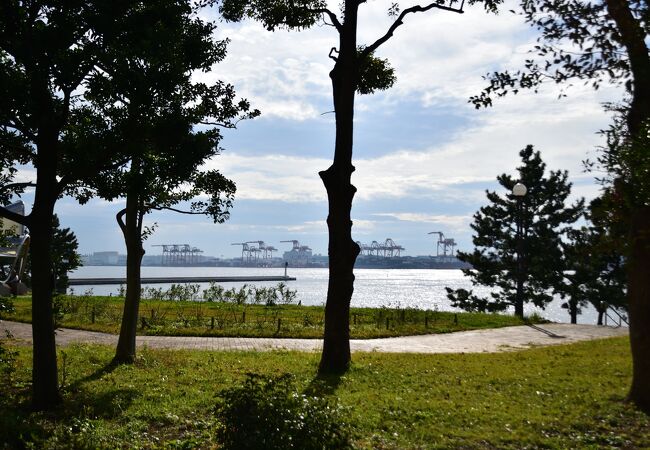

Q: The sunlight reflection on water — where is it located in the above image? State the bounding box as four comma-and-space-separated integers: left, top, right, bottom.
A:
70, 266, 605, 325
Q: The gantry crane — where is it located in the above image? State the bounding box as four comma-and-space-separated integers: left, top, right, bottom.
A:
428, 231, 457, 257
245, 241, 277, 259
231, 242, 252, 262
281, 240, 312, 261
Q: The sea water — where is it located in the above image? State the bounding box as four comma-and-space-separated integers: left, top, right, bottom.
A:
69, 266, 607, 325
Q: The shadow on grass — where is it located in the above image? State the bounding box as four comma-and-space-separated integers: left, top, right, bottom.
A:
64, 361, 141, 418
303, 371, 344, 397
67, 360, 119, 390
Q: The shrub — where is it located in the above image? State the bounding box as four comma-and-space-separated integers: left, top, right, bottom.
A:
0, 333, 17, 398
203, 282, 225, 302
0, 295, 14, 319
214, 374, 352, 450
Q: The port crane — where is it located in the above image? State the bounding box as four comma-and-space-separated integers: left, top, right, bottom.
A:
428, 232, 457, 257
356, 238, 404, 258
153, 244, 203, 265
281, 240, 312, 260
245, 241, 277, 259
231, 242, 252, 262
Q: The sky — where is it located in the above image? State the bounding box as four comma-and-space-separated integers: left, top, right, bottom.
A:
13, 0, 623, 258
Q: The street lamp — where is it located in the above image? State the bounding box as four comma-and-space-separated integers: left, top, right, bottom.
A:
512, 182, 526, 318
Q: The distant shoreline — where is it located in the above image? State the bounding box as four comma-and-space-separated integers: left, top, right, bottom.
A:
80, 258, 471, 270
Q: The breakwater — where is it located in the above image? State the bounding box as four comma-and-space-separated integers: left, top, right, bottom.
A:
69, 275, 296, 286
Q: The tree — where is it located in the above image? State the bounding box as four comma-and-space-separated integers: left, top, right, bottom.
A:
219, 0, 501, 374
20, 214, 82, 293
561, 214, 626, 325
0, 0, 223, 409
446, 145, 584, 317
469, 0, 650, 412
0, 1, 146, 409
79, 0, 257, 364
50, 215, 82, 293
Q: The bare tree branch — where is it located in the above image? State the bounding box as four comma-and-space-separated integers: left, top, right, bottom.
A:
149, 205, 208, 215
116, 208, 127, 235
309, 8, 342, 31
362, 2, 463, 57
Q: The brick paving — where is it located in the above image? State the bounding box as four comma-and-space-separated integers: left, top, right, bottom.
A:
0, 320, 628, 354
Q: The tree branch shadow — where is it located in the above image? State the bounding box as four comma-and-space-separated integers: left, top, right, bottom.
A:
303, 371, 344, 397
67, 359, 119, 391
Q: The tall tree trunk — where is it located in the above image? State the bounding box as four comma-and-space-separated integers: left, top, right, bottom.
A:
29, 144, 61, 410
597, 310, 604, 326
570, 303, 577, 324
605, 0, 650, 413
627, 207, 650, 412
113, 189, 145, 364
318, 3, 360, 374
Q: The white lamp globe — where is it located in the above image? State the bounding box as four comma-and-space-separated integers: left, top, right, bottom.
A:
512, 182, 527, 197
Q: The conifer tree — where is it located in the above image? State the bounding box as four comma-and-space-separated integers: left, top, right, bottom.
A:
447, 145, 584, 317
470, 0, 650, 412
560, 199, 626, 325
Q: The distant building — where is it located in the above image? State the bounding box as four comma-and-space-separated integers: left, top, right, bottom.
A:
83, 251, 120, 265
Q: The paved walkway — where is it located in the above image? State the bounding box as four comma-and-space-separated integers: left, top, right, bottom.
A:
0, 320, 628, 354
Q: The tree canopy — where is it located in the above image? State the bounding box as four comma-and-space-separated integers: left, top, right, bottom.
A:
447, 145, 584, 316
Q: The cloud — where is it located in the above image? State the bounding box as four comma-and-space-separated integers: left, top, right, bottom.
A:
373, 212, 472, 231
205, 153, 330, 202
207, 82, 614, 205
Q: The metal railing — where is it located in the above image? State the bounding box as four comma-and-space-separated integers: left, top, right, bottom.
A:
604, 306, 629, 328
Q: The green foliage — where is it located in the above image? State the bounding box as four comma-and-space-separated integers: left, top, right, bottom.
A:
22, 214, 82, 293
0, 296, 13, 318
595, 109, 650, 214
214, 373, 352, 450
356, 47, 396, 95
51, 215, 82, 292
85, 0, 259, 229
469, 0, 640, 108
560, 200, 627, 320
447, 145, 584, 313
219, 0, 328, 31
0, 337, 17, 398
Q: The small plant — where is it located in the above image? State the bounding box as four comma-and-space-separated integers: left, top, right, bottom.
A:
277, 282, 297, 305
52, 294, 66, 328
203, 282, 225, 302
116, 284, 126, 297
0, 295, 14, 319
214, 374, 352, 450
0, 332, 18, 397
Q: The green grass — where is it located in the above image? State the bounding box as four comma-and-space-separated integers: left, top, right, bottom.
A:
5, 295, 532, 339
0, 337, 647, 449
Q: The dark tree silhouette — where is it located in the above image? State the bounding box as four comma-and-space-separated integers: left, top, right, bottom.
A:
0, 1, 148, 409
446, 145, 583, 317
219, 0, 502, 374
0, 0, 250, 408
561, 206, 626, 325
470, 0, 650, 413
80, 1, 258, 364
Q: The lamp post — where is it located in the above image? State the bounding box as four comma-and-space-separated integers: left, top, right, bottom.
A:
512, 182, 527, 318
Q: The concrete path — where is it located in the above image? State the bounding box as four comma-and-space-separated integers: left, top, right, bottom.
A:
0, 320, 628, 354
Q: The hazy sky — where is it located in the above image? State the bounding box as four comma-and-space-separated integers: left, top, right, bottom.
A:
15, 0, 622, 258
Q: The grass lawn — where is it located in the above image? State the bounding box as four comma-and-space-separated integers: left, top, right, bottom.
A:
5, 295, 533, 339
0, 336, 647, 449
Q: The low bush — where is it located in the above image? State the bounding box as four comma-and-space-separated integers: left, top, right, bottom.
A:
215, 373, 352, 450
